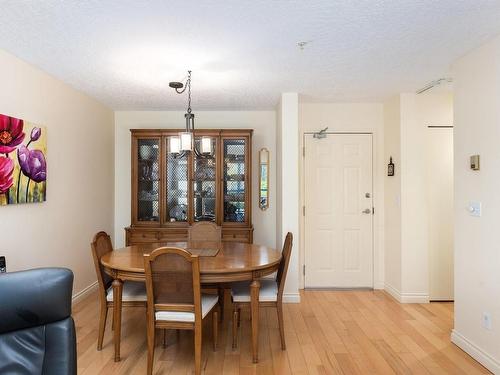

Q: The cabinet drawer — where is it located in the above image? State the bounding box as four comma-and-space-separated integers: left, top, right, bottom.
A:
129, 230, 159, 243
222, 230, 250, 242
157, 229, 188, 242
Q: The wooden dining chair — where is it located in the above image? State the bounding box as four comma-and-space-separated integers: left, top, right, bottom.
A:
188, 222, 222, 241
90, 231, 147, 351
188, 221, 226, 320
230, 232, 293, 350
144, 247, 220, 375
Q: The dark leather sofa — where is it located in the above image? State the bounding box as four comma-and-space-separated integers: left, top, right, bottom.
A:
0, 268, 77, 375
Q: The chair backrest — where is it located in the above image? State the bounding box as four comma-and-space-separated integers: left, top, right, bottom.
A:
188, 222, 222, 242
143, 247, 202, 322
276, 232, 293, 299
0, 268, 76, 375
91, 231, 114, 298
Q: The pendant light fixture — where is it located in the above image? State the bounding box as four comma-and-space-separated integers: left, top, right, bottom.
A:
168, 70, 212, 157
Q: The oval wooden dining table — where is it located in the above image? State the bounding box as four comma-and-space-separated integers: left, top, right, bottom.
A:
100, 241, 282, 364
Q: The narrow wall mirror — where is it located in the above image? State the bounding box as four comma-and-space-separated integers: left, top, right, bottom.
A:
259, 148, 269, 210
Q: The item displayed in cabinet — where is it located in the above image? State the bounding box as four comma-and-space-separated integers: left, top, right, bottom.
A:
169, 204, 188, 222
140, 163, 152, 180
224, 202, 244, 222
139, 190, 159, 201
229, 174, 245, 181
225, 193, 245, 202
139, 144, 158, 160
195, 213, 216, 221
194, 166, 215, 180
226, 155, 245, 162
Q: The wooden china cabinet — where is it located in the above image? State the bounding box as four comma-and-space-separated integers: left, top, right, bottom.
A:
125, 129, 253, 245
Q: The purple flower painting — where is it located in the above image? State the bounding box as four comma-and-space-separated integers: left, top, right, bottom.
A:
0, 114, 46, 206
18, 146, 47, 183
0, 114, 25, 154
0, 156, 14, 193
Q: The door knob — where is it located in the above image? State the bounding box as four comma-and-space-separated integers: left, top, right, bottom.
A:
362, 208, 371, 214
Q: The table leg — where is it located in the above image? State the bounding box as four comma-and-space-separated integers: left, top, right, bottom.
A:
112, 278, 123, 362
250, 279, 260, 363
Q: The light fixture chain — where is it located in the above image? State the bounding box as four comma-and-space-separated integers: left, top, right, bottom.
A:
187, 70, 192, 114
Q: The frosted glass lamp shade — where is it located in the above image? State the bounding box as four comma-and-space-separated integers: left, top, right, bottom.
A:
180, 132, 192, 151
201, 137, 212, 154
169, 137, 180, 153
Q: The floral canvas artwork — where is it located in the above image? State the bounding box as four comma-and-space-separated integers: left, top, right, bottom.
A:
0, 114, 47, 205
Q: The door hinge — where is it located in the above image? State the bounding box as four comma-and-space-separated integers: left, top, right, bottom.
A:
302, 146, 305, 157
302, 206, 305, 216
303, 264, 306, 275
372, 207, 375, 214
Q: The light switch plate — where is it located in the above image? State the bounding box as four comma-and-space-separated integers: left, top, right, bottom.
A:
469, 201, 481, 217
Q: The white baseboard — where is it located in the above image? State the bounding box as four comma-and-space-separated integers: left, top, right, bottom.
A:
451, 329, 500, 374
72, 281, 98, 304
384, 283, 429, 304
384, 283, 402, 301
283, 292, 301, 303
374, 281, 385, 290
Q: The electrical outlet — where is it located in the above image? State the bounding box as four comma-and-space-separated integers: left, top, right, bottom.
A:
482, 312, 492, 330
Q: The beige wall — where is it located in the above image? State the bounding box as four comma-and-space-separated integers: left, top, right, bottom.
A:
299, 102, 385, 289
384, 93, 453, 302
114, 111, 277, 250
451, 34, 500, 373
0, 49, 115, 297
277, 93, 300, 302
384, 95, 402, 292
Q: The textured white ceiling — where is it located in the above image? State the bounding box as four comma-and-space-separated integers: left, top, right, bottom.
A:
1, 0, 500, 110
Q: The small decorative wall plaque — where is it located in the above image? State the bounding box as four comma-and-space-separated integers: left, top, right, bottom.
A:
387, 156, 395, 177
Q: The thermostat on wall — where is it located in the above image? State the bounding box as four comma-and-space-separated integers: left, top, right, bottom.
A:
470, 155, 480, 171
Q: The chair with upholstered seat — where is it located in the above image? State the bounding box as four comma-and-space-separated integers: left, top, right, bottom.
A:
188, 221, 226, 320
144, 247, 219, 375
91, 231, 147, 351
231, 232, 293, 350
188, 221, 222, 242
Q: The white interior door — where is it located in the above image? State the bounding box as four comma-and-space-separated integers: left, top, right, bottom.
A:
304, 134, 373, 288
427, 128, 454, 301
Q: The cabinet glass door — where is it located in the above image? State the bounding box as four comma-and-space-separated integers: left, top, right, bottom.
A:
223, 138, 247, 223
136, 139, 160, 222
165, 137, 188, 223
192, 137, 217, 222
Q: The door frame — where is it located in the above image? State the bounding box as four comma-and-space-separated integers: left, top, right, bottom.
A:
300, 132, 376, 289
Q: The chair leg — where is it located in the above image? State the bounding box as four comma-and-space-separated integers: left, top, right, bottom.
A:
218, 286, 225, 322
146, 319, 155, 375
277, 304, 286, 350
97, 304, 108, 351
111, 307, 115, 331
232, 307, 238, 349
213, 308, 219, 351
194, 322, 202, 375
162, 329, 167, 348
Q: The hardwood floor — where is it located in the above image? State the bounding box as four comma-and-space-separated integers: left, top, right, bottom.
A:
74, 289, 490, 374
